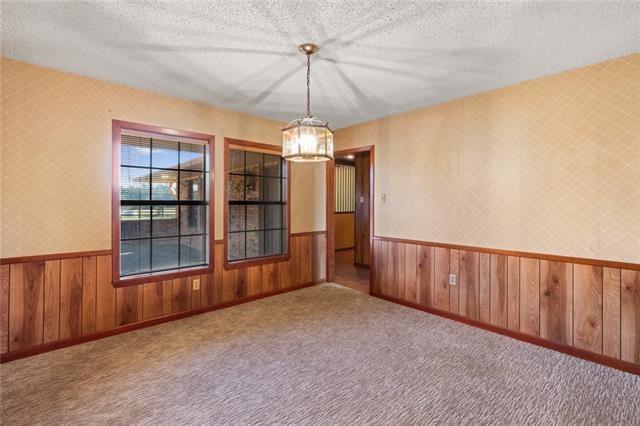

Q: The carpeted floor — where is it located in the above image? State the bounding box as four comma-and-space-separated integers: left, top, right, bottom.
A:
1, 283, 639, 425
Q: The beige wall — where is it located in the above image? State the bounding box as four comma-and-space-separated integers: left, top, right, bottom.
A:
0, 58, 325, 258
336, 54, 640, 264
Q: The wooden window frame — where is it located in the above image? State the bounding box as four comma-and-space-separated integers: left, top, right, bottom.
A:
112, 120, 215, 287
224, 138, 291, 270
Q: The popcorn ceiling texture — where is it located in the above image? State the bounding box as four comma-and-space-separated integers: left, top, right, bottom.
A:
0, 58, 325, 258
2, 1, 639, 129
335, 54, 640, 264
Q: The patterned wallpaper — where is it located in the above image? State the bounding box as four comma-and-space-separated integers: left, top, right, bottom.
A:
0, 58, 326, 258
335, 54, 639, 264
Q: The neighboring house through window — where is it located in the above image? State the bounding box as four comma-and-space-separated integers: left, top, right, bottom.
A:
112, 121, 214, 285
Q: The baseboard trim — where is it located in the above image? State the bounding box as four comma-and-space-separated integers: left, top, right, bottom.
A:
371, 292, 640, 376
1, 280, 324, 364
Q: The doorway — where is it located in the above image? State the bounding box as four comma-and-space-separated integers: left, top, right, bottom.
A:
326, 146, 374, 293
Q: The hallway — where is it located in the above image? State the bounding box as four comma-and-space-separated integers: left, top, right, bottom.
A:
334, 249, 369, 293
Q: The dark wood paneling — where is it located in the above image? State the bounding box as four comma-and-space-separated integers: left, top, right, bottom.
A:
603, 267, 621, 359
60, 258, 82, 339
490, 254, 508, 328
116, 285, 143, 326
377, 240, 389, 296
449, 249, 459, 314
0, 265, 9, 353
95, 255, 115, 332
312, 233, 327, 284
519, 258, 540, 336
82, 256, 97, 336
200, 273, 214, 306
573, 264, 603, 354
621, 270, 640, 364
301, 235, 313, 285
404, 244, 417, 303
9, 262, 44, 351
387, 242, 404, 299
478, 253, 491, 323
433, 247, 450, 311
43, 260, 60, 343
162, 280, 173, 315
540, 260, 573, 345
354, 152, 370, 266
459, 251, 479, 320
172, 277, 192, 313
143, 282, 163, 320
507, 256, 520, 332
417, 245, 434, 307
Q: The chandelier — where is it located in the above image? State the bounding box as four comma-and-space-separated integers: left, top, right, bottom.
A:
282, 43, 334, 162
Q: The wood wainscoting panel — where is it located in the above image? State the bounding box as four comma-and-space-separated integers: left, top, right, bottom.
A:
621, 269, 640, 364
490, 254, 508, 328
417, 245, 434, 308
459, 250, 479, 320
603, 267, 621, 359
116, 285, 143, 326
519, 257, 540, 337
143, 282, 164, 320
507, 256, 520, 332
540, 260, 573, 346
0, 265, 9, 353
370, 235, 640, 371
0, 232, 327, 362
43, 260, 61, 343
478, 253, 491, 324
60, 258, 83, 339
573, 264, 603, 354
433, 247, 450, 311
9, 262, 44, 351
404, 244, 418, 303
449, 249, 460, 314
95, 255, 115, 332
82, 256, 97, 336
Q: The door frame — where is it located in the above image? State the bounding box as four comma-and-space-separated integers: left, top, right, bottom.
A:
326, 145, 374, 292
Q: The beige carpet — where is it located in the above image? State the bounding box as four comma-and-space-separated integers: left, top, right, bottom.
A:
1, 283, 639, 425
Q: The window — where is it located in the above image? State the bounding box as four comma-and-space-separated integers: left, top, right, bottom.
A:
113, 121, 213, 284
226, 145, 288, 263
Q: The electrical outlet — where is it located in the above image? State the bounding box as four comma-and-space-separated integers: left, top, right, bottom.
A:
192, 278, 200, 290
449, 273, 457, 286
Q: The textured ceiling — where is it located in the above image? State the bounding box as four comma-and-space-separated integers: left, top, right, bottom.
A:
2, 1, 639, 129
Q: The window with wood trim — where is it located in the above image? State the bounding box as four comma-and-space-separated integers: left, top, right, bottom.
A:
117, 127, 211, 279
227, 148, 288, 262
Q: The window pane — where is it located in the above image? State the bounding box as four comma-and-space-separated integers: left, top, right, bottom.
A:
246, 205, 262, 231
245, 176, 259, 201
282, 229, 288, 253
245, 151, 263, 176
229, 205, 245, 232
245, 231, 263, 258
229, 175, 244, 201
229, 149, 244, 174
151, 169, 178, 200
180, 143, 204, 171
180, 205, 205, 235
152, 205, 178, 237
151, 237, 179, 271
180, 235, 205, 266
121, 205, 151, 240
151, 139, 179, 169
121, 239, 150, 276
282, 178, 287, 202
262, 177, 281, 201
121, 135, 150, 167
263, 154, 281, 177
121, 166, 150, 200
265, 204, 282, 229
264, 230, 282, 256
228, 233, 245, 261
179, 171, 204, 201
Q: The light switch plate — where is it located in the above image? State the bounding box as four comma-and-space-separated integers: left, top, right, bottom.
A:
192, 278, 200, 290
449, 274, 457, 286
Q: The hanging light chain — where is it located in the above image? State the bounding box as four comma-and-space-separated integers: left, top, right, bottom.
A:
306, 52, 311, 117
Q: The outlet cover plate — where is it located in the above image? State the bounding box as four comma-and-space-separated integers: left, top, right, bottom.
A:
449, 274, 457, 286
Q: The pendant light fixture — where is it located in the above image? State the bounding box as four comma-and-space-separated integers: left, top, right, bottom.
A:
282, 43, 334, 162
